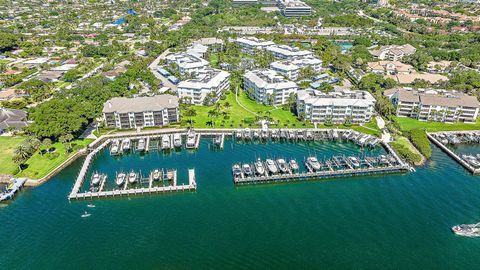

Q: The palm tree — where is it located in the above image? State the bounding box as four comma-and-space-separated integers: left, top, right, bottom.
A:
14, 144, 31, 162
208, 108, 220, 128
24, 136, 41, 153
184, 107, 197, 127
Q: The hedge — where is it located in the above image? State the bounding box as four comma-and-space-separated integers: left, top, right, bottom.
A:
409, 129, 432, 159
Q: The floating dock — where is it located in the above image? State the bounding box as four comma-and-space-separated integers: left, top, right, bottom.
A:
0, 178, 27, 202
427, 132, 480, 174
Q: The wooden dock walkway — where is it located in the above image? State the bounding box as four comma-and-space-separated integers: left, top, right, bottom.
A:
234, 165, 408, 185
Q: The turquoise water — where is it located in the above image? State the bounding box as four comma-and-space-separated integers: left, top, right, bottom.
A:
1, 139, 480, 269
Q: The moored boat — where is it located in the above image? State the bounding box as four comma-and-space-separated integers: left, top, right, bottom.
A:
265, 159, 278, 174
116, 172, 126, 186
289, 159, 299, 171
232, 164, 242, 178
242, 164, 253, 176
306, 156, 321, 171
276, 159, 288, 174
255, 158, 265, 175
161, 135, 170, 149
128, 171, 138, 184
110, 140, 120, 155
152, 169, 161, 181
173, 134, 182, 148
91, 172, 102, 187
121, 138, 131, 151
186, 133, 196, 148
137, 138, 146, 151
349, 156, 361, 168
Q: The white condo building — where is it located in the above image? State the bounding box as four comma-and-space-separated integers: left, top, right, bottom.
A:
297, 89, 376, 124
177, 68, 230, 105
266, 44, 313, 59
165, 52, 209, 74
235, 37, 275, 54
270, 56, 323, 80
243, 69, 298, 106
277, 0, 312, 17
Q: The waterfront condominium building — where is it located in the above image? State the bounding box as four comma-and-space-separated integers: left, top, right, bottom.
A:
165, 52, 209, 74
297, 88, 376, 124
232, 0, 259, 5
243, 69, 298, 106
277, 0, 312, 17
102, 95, 180, 129
235, 37, 275, 54
270, 56, 323, 80
177, 68, 230, 105
384, 88, 480, 123
266, 44, 313, 59
368, 44, 417, 61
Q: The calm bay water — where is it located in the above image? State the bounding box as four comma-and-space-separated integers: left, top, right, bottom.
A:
1, 139, 480, 269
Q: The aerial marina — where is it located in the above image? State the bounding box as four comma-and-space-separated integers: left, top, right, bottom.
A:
68, 128, 409, 201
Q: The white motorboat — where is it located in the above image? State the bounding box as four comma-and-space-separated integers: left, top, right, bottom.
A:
232, 164, 242, 178
289, 159, 299, 171
306, 156, 321, 171
91, 173, 102, 186
173, 134, 182, 148
213, 135, 221, 145
349, 156, 361, 168
266, 159, 278, 174
452, 222, 480, 237
166, 170, 175, 181
128, 171, 138, 184
161, 135, 170, 149
253, 130, 260, 139
116, 172, 126, 186
242, 164, 253, 176
81, 211, 91, 218
152, 169, 161, 181
186, 133, 196, 148
110, 140, 120, 155
255, 158, 265, 175
121, 138, 131, 151
276, 159, 288, 174
137, 138, 146, 151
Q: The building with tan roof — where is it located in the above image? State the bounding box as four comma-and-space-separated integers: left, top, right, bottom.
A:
385, 88, 479, 123
385, 73, 448, 84
369, 44, 417, 61
367, 61, 415, 75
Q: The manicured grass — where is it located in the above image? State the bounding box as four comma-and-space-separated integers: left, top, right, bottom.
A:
393, 116, 480, 132
391, 135, 423, 165
237, 90, 274, 113
16, 139, 93, 180
0, 136, 25, 175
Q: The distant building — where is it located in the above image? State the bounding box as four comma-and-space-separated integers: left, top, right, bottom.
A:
384, 88, 479, 123
270, 56, 323, 80
235, 37, 275, 54
0, 108, 28, 134
177, 68, 230, 105
367, 61, 415, 75
426, 61, 452, 74
232, 0, 259, 5
369, 44, 417, 61
102, 95, 179, 129
297, 88, 376, 124
165, 53, 209, 74
243, 69, 298, 106
266, 44, 313, 59
277, 0, 312, 17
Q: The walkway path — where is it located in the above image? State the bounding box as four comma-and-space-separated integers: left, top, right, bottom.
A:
235, 86, 258, 116
148, 49, 177, 91
376, 116, 391, 142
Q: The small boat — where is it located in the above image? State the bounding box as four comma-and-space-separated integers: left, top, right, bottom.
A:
253, 130, 260, 139
166, 170, 175, 181
152, 169, 161, 181
116, 172, 126, 186
232, 164, 242, 178
121, 138, 131, 151
306, 156, 321, 171
128, 171, 137, 184
288, 130, 295, 140
213, 135, 222, 145
235, 130, 242, 139
244, 129, 252, 140
276, 159, 289, 173
261, 129, 269, 139
87, 204, 95, 208
452, 223, 480, 237
255, 158, 265, 175
161, 135, 170, 149
349, 156, 361, 168
81, 211, 91, 218
91, 173, 102, 186
266, 159, 278, 174
137, 138, 146, 151
289, 159, 299, 171
173, 134, 182, 148
110, 140, 120, 155
306, 130, 313, 140
186, 133, 196, 148
242, 164, 253, 176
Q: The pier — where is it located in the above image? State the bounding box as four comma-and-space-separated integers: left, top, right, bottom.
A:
68, 168, 196, 200
234, 165, 409, 185
427, 132, 480, 175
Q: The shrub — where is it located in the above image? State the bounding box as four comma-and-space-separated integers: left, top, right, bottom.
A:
391, 142, 422, 164
409, 129, 432, 159
45, 152, 60, 160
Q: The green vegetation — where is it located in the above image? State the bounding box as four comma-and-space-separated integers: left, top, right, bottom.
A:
17, 139, 93, 179
391, 136, 423, 165
0, 137, 25, 175
409, 129, 432, 159
393, 117, 480, 132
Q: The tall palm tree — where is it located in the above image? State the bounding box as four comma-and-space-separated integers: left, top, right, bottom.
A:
14, 144, 31, 162
184, 108, 197, 127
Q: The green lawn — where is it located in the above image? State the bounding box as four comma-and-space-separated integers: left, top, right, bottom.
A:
393, 116, 480, 132
391, 135, 423, 165
16, 139, 93, 180
0, 136, 25, 175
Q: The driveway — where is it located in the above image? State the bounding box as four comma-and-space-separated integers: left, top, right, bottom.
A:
149, 49, 177, 92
